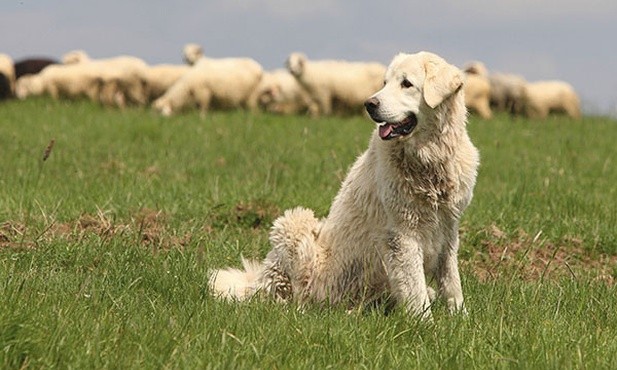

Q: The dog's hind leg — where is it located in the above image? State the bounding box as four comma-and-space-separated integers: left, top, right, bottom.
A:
268, 207, 321, 302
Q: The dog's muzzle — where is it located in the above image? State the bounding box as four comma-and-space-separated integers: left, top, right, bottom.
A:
377, 114, 417, 140
364, 97, 418, 140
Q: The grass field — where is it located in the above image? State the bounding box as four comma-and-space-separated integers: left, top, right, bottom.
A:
1, 98, 616, 369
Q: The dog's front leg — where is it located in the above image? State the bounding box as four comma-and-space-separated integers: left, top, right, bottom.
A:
387, 232, 432, 320
437, 221, 466, 315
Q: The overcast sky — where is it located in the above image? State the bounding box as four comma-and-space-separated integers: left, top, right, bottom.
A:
1, 0, 616, 115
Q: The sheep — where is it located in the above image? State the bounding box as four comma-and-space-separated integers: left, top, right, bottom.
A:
0, 54, 16, 99
463, 74, 492, 120
286, 52, 386, 116
0, 74, 11, 100
523, 80, 581, 119
183, 43, 204, 65
14, 57, 58, 79
61, 50, 149, 107
247, 69, 316, 115
14, 74, 44, 99
152, 56, 263, 116
463, 61, 490, 77
488, 73, 528, 115
15, 63, 103, 101
464, 61, 527, 115
463, 71, 492, 119
61, 50, 90, 65
143, 64, 190, 102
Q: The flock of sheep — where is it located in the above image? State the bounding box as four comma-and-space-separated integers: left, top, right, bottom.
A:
0, 44, 581, 119
462, 61, 580, 119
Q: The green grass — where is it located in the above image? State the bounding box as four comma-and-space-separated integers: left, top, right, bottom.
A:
465, 114, 617, 253
1, 98, 616, 369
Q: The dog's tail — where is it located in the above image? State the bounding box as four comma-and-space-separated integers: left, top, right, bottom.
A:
208, 257, 265, 301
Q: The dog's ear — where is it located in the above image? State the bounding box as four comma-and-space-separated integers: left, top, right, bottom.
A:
423, 57, 463, 109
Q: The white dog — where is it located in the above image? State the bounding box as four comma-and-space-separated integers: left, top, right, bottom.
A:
209, 51, 480, 320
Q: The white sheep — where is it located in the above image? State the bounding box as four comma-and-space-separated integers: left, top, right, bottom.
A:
61, 50, 90, 65
286, 52, 386, 116
463, 61, 489, 77
152, 56, 263, 116
523, 80, 581, 119
464, 61, 527, 115
143, 64, 190, 102
0, 53, 16, 99
183, 43, 204, 65
14, 74, 42, 99
15, 63, 103, 101
61, 50, 149, 107
247, 69, 316, 115
463, 72, 492, 119
463, 61, 493, 119
489, 73, 528, 115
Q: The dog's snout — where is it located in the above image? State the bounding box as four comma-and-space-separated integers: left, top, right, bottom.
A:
364, 97, 380, 113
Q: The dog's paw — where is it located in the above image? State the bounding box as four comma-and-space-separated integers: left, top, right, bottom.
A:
447, 298, 468, 316
427, 287, 437, 303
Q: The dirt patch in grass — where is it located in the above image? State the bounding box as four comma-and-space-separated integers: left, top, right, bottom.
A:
1, 208, 191, 250
463, 224, 617, 285
233, 201, 281, 229
1, 200, 280, 251
130, 208, 189, 247
205, 200, 281, 231
76, 211, 122, 236
3, 213, 615, 285
0, 221, 35, 249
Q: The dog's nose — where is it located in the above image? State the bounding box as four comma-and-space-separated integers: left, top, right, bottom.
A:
364, 97, 380, 113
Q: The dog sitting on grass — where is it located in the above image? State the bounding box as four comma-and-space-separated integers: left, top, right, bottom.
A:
209, 51, 480, 320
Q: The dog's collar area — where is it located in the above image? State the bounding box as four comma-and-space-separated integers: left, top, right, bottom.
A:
378, 113, 418, 140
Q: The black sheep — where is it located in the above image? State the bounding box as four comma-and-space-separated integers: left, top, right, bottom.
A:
14, 58, 58, 80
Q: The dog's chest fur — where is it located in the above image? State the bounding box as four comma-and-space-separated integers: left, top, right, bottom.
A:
370, 131, 473, 276
374, 135, 463, 227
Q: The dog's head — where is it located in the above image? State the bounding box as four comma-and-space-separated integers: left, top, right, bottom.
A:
364, 51, 464, 141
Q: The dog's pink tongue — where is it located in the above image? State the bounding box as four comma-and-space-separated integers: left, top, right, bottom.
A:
379, 124, 393, 139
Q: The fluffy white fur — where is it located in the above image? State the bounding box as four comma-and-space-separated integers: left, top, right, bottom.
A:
210, 258, 266, 301
463, 73, 492, 119
183, 43, 204, 66
247, 69, 316, 115
488, 73, 528, 115
0, 53, 16, 97
523, 80, 581, 119
15, 63, 103, 101
60, 50, 149, 107
152, 56, 263, 116
463, 61, 489, 77
286, 52, 386, 116
209, 51, 479, 320
61, 50, 90, 65
143, 64, 190, 102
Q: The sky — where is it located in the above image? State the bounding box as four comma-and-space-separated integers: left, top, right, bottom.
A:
1, 0, 616, 115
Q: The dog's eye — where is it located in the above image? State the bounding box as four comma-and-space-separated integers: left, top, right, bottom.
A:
383, 80, 386, 87
401, 79, 413, 88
